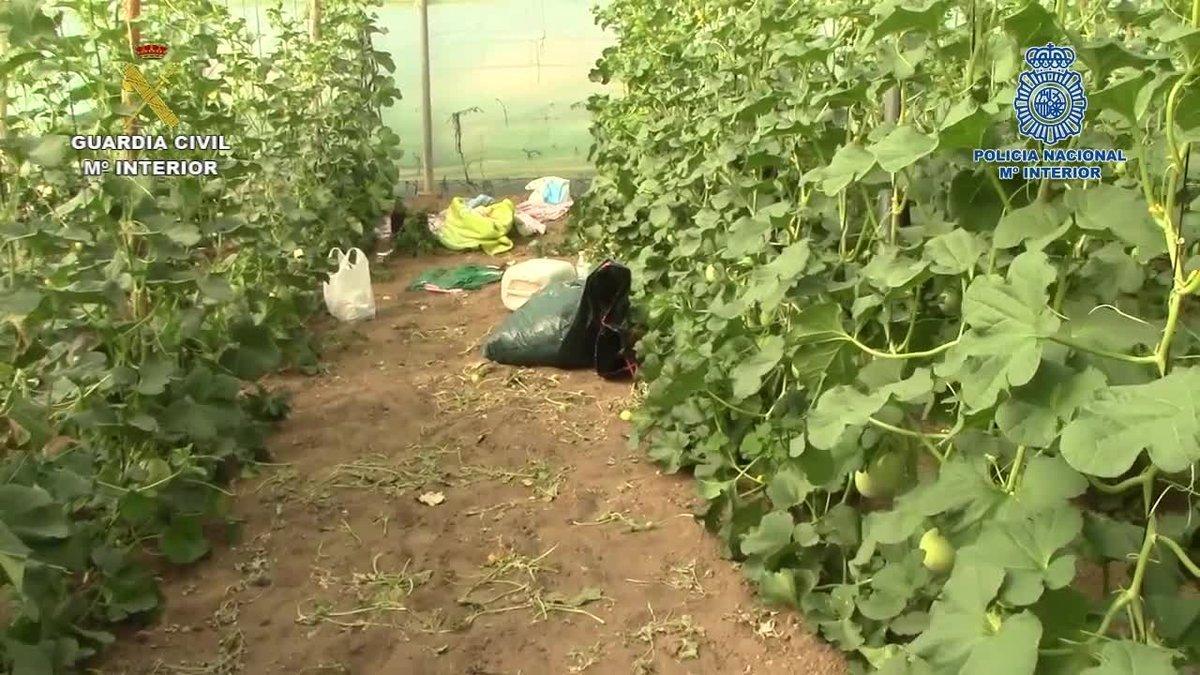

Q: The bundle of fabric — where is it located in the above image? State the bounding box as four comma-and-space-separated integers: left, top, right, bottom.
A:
408, 264, 503, 294
428, 197, 515, 255
514, 177, 574, 236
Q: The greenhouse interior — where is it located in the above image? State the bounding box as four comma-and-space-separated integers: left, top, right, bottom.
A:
2, 0, 1200, 673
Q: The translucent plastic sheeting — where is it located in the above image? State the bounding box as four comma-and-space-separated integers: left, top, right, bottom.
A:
231, 0, 613, 183
382, 0, 614, 183
48, 0, 612, 184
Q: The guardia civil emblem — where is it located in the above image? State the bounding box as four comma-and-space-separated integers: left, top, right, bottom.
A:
1013, 43, 1086, 146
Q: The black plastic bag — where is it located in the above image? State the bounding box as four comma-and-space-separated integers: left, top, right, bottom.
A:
482, 261, 635, 378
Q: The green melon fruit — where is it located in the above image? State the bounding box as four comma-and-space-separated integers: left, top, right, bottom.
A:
854, 452, 907, 498
705, 264, 717, 282
619, 410, 633, 421
854, 470, 880, 497
919, 528, 955, 573
142, 458, 172, 485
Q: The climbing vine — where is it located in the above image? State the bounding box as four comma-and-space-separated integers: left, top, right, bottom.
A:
0, 0, 400, 670
581, 0, 1200, 671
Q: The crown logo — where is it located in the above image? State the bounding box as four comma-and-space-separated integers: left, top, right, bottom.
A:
135, 43, 168, 60
1024, 42, 1075, 70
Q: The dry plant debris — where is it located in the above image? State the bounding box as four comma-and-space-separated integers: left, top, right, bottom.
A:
629, 606, 706, 673
664, 560, 707, 597
455, 546, 607, 627
151, 595, 246, 675
295, 555, 432, 630
571, 510, 656, 533
566, 641, 605, 673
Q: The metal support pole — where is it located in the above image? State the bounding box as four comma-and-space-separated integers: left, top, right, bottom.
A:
417, 0, 434, 194
309, 0, 321, 41
877, 86, 902, 233
0, 29, 8, 141
124, 0, 141, 157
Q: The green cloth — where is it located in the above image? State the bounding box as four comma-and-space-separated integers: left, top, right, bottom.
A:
435, 197, 515, 255
408, 264, 503, 292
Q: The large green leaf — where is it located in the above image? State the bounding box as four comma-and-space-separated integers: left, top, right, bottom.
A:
856, 558, 923, 621
938, 101, 997, 151
871, 0, 950, 38
1060, 367, 1200, 477
993, 201, 1070, 251
1080, 641, 1178, 675
160, 516, 210, 564
808, 368, 933, 449
863, 248, 929, 289
936, 251, 1060, 410
857, 457, 1002, 562
960, 506, 1082, 606
960, 611, 1042, 675
817, 143, 876, 195
0, 520, 32, 592
1073, 40, 1168, 83
1001, 2, 1061, 45
909, 563, 1040, 672
1065, 184, 1165, 260
136, 355, 177, 396
740, 509, 794, 558
1004, 456, 1087, 519
766, 462, 813, 509
869, 125, 939, 173
26, 135, 70, 168
160, 398, 223, 442
0, 485, 70, 540
923, 229, 986, 275
0, 287, 44, 323
995, 364, 1106, 448
218, 321, 282, 380
730, 335, 785, 400
739, 241, 812, 311
1089, 73, 1152, 124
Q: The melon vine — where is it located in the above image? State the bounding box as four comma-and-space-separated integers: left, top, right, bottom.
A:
0, 0, 400, 670
580, 0, 1200, 672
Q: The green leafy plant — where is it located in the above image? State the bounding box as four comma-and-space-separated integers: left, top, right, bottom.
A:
0, 0, 401, 670
580, 0, 1200, 672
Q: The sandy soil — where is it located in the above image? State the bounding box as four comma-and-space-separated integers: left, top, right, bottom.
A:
96, 224, 846, 674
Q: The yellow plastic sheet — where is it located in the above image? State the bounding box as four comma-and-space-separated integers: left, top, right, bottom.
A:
435, 197, 515, 255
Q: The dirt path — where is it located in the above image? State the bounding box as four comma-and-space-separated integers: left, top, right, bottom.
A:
99, 244, 845, 675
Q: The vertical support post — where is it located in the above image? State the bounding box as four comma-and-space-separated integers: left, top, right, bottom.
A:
417, 0, 435, 194
124, 0, 141, 147
125, 0, 141, 56
877, 86, 901, 234
309, 0, 322, 41
1, 28, 8, 205
0, 28, 8, 141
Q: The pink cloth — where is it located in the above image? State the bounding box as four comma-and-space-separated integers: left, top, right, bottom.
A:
514, 198, 573, 235
517, 198, 572, 222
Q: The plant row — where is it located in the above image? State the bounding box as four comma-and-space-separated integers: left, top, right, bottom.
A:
0, 0, 400, 670
580, 0, 1200, 672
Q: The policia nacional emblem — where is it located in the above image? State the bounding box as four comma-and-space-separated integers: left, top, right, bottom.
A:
1012, 43, 1087, 146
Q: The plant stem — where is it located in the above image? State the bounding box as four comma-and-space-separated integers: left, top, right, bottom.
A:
866, 417, 948, 464
985, 169, 1012, 211
1047, 335, 1157, 365
1004, 445, 1026, 492
1087, 470, 1153, 494
1152, 287, 1185, 375
838, 333, 959, 360
1092, 516, 1156, 640
1157, 534, 1200, 578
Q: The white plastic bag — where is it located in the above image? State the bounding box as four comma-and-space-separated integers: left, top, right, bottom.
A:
322, 247, 376, 321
